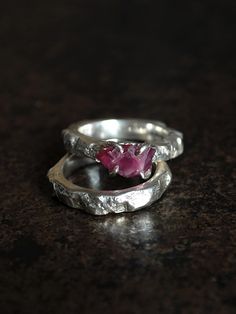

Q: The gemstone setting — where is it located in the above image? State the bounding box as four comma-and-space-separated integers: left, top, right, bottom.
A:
96, 143, 156, 178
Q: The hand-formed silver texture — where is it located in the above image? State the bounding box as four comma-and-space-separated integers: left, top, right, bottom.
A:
47, 154, 172, 215
62, 119, 184, 161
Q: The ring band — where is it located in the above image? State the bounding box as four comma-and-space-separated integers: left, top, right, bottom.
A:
48, 154, 172, 215
63, 119, 183, 160
62, 119, 183, 179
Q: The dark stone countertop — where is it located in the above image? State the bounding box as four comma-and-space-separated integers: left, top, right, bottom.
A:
0, 1, 235, 313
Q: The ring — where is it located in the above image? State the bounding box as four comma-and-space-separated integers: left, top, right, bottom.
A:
47, 154, 172, 215
62, 119, 183, 179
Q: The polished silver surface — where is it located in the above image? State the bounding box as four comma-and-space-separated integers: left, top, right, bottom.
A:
48, 154, 172, 215
62, 119, 184, 161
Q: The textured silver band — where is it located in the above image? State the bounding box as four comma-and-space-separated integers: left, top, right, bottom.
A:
62, 119, 184, 161
47, 154, 172, 215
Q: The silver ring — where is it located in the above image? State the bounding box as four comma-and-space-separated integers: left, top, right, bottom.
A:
48, 154, 172, 215
62, 119, 183, 179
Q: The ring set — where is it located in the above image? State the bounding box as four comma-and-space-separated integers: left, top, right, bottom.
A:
48, 119, 183, 215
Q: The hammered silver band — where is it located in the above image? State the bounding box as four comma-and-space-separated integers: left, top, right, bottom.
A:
48, 154, 172, 215
62, 119, 183, 161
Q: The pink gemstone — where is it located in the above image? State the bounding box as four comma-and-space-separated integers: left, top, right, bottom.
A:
96, 144, 156, 178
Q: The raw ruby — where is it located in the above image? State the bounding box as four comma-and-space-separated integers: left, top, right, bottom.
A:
96, 144, 156, 178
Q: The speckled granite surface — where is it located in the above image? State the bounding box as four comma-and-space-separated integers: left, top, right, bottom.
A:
0, 1, 235, 313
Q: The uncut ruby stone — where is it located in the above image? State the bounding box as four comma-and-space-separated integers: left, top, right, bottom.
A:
96, 144, 156, 178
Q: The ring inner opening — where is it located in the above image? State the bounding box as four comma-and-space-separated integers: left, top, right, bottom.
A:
63, 156, 154, 190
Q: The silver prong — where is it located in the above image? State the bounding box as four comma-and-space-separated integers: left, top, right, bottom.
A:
140, 168, 152, 180
139, 143, 149, 154
109, 165, 119, 176
113, 143, 124, 153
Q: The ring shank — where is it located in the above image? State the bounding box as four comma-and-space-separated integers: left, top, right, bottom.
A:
48, 154, 172, 215
63, 119, 183, 161
78, 119, 169, 142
